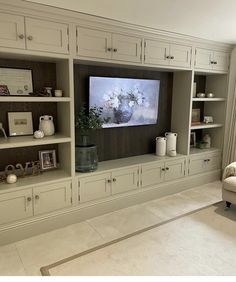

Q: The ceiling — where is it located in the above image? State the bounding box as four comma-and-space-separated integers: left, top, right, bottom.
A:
25, 0, 236, 44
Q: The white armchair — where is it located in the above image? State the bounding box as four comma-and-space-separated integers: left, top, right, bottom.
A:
222, 162, 236, 208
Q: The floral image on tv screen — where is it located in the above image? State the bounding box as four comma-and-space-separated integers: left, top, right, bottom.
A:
89, 77, 160, 128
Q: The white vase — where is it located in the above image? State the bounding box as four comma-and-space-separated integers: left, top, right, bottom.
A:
203, 134, 211, 148
165, 132, 178, 156
156, 137, 167, 156
39, 115, 55, 136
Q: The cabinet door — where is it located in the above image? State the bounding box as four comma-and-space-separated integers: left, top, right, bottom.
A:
206, 153, 221, 171
169, 44, 192, 68
112, 167, 139, 195
144, 40, 169, 65
25, 17, 69, 54
195, 48, 214, 70
189, 155, 208, 176
213, 51, 229, 72
0, 13, 25, 49
112, 34, 142, 63
164, 158, 186, 182
79, 173, 111, 203
33, 181, 72, 216
0, 189, 33, 226
141, 162, 164, 188
77, 27, 112, 60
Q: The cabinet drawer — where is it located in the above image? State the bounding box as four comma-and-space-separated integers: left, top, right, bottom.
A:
112, 167, 139, 195
141, 162, 164, 188
164, 158, 186, 182
33, 181, 72, 216
0, 189, 33, 225
79, 173, 111, 203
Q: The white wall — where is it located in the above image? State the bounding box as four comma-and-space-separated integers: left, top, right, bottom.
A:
25, 0, 236, 43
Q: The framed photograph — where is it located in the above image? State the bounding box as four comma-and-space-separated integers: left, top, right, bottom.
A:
191, 109, 201, 125
190, 132, 196, 148
0, 68, 33, 96
8, 112, 33, 136
39, 150, 57, 171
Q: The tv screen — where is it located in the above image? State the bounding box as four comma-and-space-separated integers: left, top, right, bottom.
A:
89, 76, 160, 128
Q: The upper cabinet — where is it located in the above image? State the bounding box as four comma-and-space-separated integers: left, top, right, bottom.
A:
195, 48, 230, 72
77, 27, 142, 63
0, 12, 69, 54
0, 13, 26, 49
144, 39, 192, 68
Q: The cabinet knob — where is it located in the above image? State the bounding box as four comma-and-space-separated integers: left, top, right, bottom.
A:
27, 197, 32, 202
166, 167, 170, 171
210, 61, 214, 64
18, 34, 24, 40
170, 56, 174, 60
107, 179, 112, 183
162, 168, 166, 171
166, 56, 170, 59
27, 36, 33, 41
113, 178, 117, 182
113, 48, 118, 52
35, 195, 40, 200
107, 48, 112, 52
214, 61, 218, 65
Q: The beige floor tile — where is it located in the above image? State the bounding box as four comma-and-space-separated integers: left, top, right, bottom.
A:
87, 204, 162, 241
16, 221, 104, 276
0, 244, 26, 276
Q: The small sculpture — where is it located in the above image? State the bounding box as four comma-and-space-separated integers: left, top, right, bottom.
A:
6, 174, 17, 184
34, 130, 45, 139
0, 122, 7, 139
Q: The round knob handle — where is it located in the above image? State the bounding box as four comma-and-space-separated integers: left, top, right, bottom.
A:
27, 36, 33, 41
27, 197, 32, 202
211, 61, 214, 65
162, 168, 166, 171
18, 34, 24, 40
214, 61, 218, 65
113, 178, 117, 182
113, 48, 118, 52
35, 195, 40, 200
107, 179, 112, 183
107, 48, 112, 52
166, 56, 170, 59
170, 56, 174, 59
166, 167, 170, 171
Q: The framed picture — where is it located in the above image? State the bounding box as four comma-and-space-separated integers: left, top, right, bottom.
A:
0, 68, 33, 96
191, 109, 201, 125
190, 132, 196, 148
39, 150, 57, 171
8, 112, 33, 136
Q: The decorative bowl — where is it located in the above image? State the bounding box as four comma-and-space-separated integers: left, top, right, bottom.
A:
206, 93, 214, 98
197, 93, 206, 98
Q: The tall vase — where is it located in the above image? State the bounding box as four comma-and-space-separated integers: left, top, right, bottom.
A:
114, 97, 133, 124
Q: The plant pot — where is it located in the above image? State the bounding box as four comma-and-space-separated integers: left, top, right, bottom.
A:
75, 144, 98, 173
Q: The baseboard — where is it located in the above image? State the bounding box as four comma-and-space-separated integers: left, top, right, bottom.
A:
0, 170, 221, 246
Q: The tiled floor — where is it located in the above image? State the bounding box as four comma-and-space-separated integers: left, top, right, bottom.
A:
0, 181, 222, 276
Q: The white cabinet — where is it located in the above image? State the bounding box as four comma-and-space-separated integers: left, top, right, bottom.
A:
189, 152, 221, 176
0, 13, 26, 49
25, 18, 69, 54
195, 48, 229, 72
33, 181, 72, 216
79, 173, 111, 203
0, 189, 33, 225
144, 39, 192, 68
77, 27, 142, 63
164, 158, 186, 182
111, 167, 139, 195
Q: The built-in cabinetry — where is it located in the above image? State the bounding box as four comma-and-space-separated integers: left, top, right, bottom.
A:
0, 12, 69, 53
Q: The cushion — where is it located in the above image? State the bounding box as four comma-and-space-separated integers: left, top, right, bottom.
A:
223, 176, 236, 193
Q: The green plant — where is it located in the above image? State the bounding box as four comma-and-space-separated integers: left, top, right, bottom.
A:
75, 106, 105, 135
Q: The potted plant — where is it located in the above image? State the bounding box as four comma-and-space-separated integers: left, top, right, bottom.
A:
75, 106, 106, 172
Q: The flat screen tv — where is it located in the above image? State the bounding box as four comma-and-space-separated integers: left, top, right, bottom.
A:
89, 76, 160, 128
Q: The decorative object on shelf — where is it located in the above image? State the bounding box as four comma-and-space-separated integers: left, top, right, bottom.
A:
192, 82, 197, 98
203, 134, 211, 148
191, 109, 201, 125
0, 85, 10, 96
165, 132, 177, 157
39, 115, 55, 136
0, 68, 33, 96
75, 106, 106, 172
206, 93, 215, 98
39, 150, 57, 171
156, 137, 167, 156
197, 93, 206, 98
0, 122, 7, 139
34, 130, 45, 139
6, 174, 17, 184
44, 87, 53, 97
203, 116, 214, 124
8, 112, 33, 136
54, 89, 63, 97
190, 132, 196, 148
168, 150, 177, 157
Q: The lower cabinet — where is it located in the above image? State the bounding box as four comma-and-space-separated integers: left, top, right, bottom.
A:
0, 180, 72, 226
188, 152, 221, 176
164, 159, 186, 182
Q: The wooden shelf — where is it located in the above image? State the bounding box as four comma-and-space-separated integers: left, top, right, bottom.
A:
190, 147, 221, 155
192, 98, 226, 102
0, 169, 71, 194
0, 97, 71, 102
191, 123, 223, 130
0, 134, 71, 149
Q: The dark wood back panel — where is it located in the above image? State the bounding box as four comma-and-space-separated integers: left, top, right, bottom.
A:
74, 64, 173, 161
